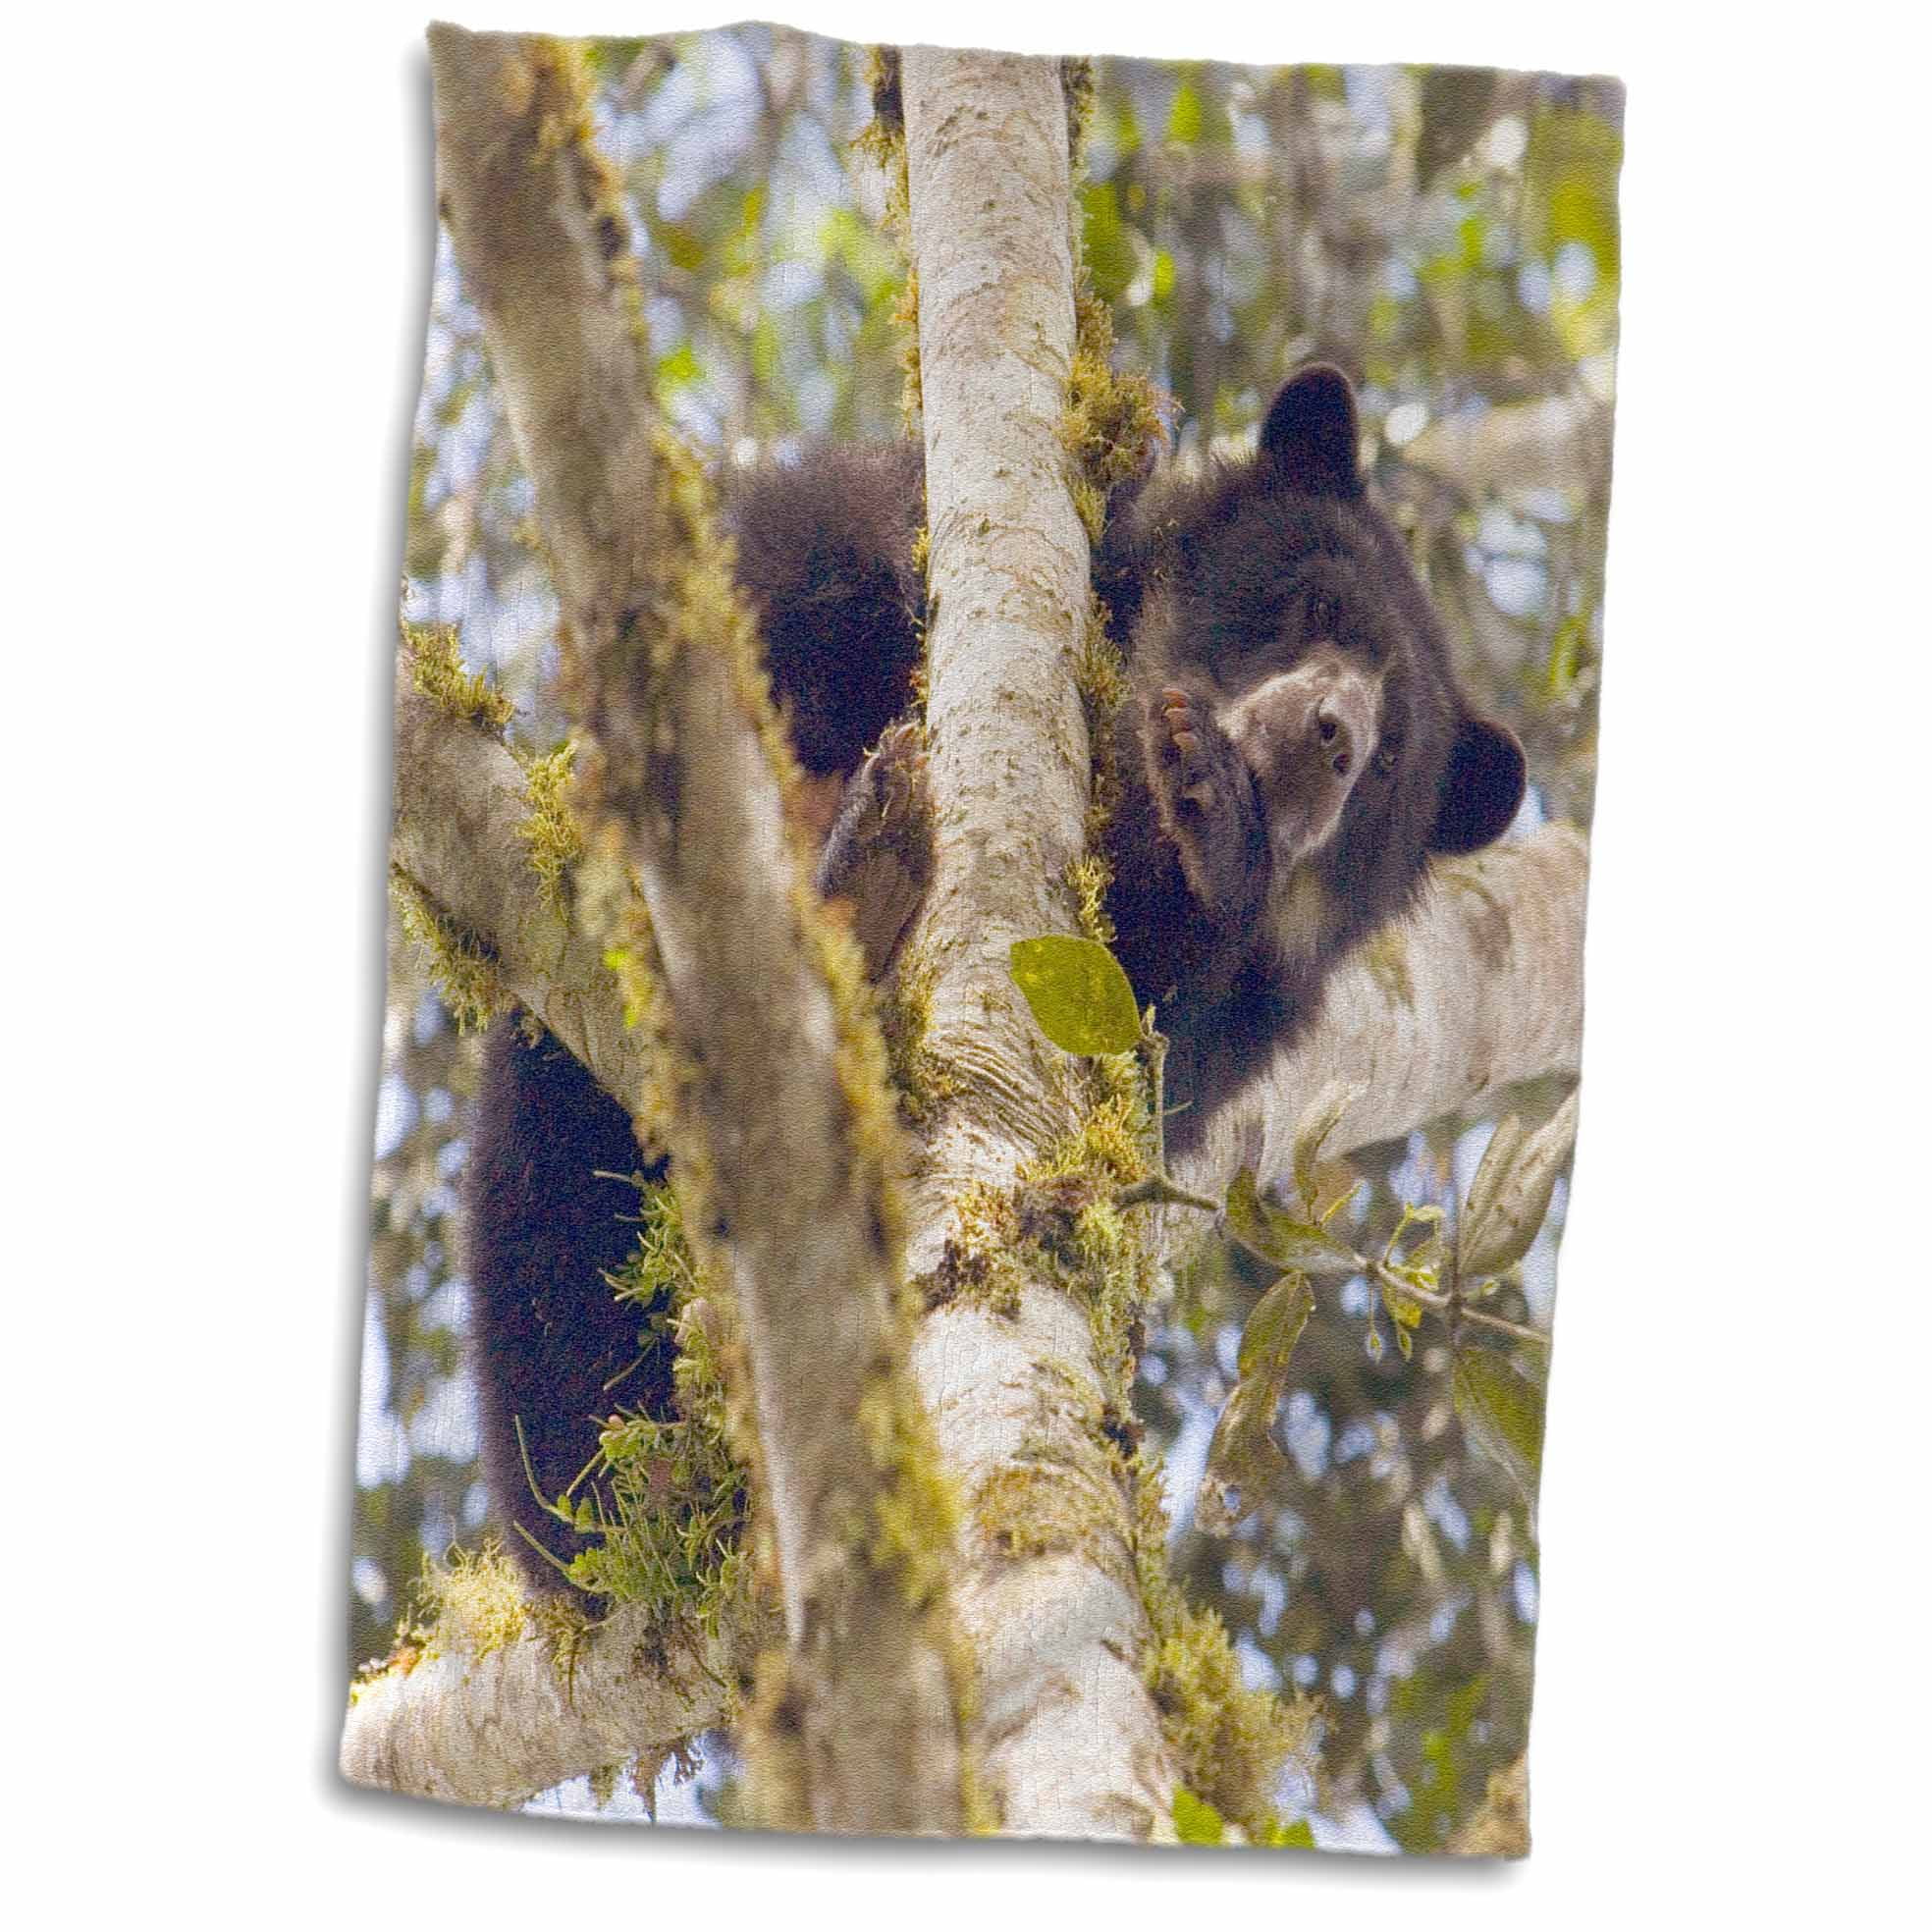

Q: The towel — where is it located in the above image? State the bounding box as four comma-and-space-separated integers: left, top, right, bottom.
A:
344, 21, 1620, 1854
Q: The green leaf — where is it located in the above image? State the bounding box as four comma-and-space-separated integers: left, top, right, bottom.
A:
1453, 1347, 1546, 1509
1196, 1377, 1283, 1535
1226, 1169, 1360, 1274
1171, 1786, 1226, 1845
1166, 80, 1204, 146
1261, 1816, 1316, 1849
1204, 1272, 1315, 1534
1459, 1091, 1579, 1279
1237, 1272, 1315, 1380
1461, 1115, 1526, 1247
1008, 936, 1141, 1055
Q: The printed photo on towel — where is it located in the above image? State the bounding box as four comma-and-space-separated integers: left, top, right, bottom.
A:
346, 24, 1620, 1854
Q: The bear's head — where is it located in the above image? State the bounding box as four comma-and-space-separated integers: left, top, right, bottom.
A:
1140, 363, 1527, 965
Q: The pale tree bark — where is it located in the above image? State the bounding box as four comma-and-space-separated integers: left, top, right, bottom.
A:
340, 1594, 773, 1809
346, 31, 1591, 1831
1174, 823, 1589, 1199
889, 46, 1178, 1838
387, 652, 643, 1103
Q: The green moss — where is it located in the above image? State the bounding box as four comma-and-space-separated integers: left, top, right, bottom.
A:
1060, 287, 1165, 545
1124, 1455, 1316, 1840
920, 1180, 1028, 1318
854, 47, 921, 431
793, 864, 912, 1272
1065, 853, 1116, 949
974, 1462, 1121, 1566
851, 1347, 984, 1827
526, 37, 649, 353
389, 863, 507, 1033
1146, 1610, 1315, 1843
856, 1370, 962, 1616
877, 937, 962, 1125
1060, 57, 1097, 171
554, 1180, 753, 1640
1018, 1095, 1155, 1396
402, 617, 514, 734
515, 740, 585, 919
743, 1646, 815, 1833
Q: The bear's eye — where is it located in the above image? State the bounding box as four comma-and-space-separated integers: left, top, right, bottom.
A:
1373, 734, 1404, 778
1304, 591, 1337, 638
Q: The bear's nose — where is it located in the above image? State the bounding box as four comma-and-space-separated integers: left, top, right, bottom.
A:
1314, 673, 1377, 783
1316, 706, 1352, 776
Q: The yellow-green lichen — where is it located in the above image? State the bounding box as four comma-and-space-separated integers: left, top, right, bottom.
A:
514, 739, 585, 919
349, 1539, 597, 1703
402, 617, 514, 734
1126, 1452, 1316, 1841
974, 1462, 1122, 1567
389, 863, 507, 1033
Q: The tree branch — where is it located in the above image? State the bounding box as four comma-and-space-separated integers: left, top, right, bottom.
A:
340, 1595, 773, 1810
407, 25, 963, 1835
1403, 388, 1614, 506
1174, 823, 1588, 1197
388, 654, 646, 1110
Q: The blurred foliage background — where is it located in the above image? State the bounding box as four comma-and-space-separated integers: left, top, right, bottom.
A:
359, 23, 1619, 1850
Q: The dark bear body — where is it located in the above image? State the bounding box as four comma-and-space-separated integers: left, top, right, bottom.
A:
463, 366, 1523, 1590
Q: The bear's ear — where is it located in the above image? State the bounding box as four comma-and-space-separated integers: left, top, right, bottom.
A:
1429, 715, 1527, 855
1260, 363, 1364, 498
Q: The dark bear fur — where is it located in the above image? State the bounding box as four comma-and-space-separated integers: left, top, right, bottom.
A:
463, 366, 1523, 1591
464, 445, 929, 1588
1096, 366, 1525, 1148
465, 1024, 671, 1585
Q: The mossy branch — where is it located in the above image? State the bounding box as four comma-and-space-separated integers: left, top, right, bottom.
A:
341, 1580, 775, 1808
382, 24, 969, 1837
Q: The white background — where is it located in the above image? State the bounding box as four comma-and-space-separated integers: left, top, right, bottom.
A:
7, 2, 1925, 1924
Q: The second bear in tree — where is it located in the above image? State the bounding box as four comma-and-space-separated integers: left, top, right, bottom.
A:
463, 363, 1525, 1591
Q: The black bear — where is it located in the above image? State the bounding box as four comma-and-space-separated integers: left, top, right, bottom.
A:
1095, 364, 1525, 1148
462, 364, 1525, 1591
